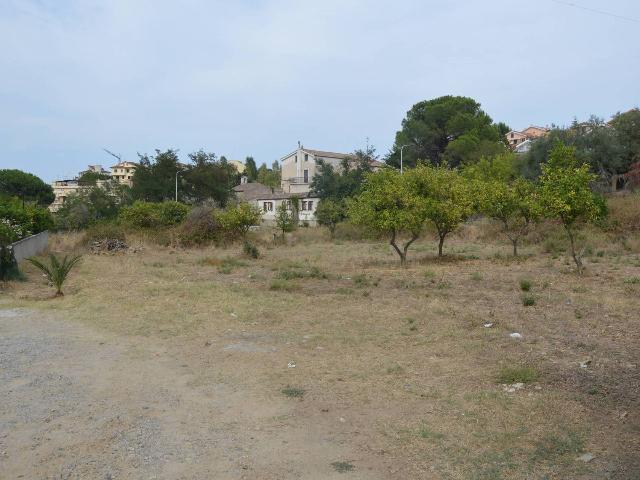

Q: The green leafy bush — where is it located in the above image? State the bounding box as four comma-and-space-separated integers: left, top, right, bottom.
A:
216, 203, 261, 241
0, 197, 53, 240
242, 240, 259, 259
119, 201, 189, 229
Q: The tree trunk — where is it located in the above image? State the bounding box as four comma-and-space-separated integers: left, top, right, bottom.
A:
437, 233, 446, 257
566, 226, 583, 273
389, 230, 406, 266
512, 239, 518, 257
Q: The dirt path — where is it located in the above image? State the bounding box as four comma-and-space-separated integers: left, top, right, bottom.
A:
0, 308, 384, 480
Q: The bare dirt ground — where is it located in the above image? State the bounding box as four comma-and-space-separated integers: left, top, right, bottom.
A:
0, 307, 384, 480
1, 228, 639, 479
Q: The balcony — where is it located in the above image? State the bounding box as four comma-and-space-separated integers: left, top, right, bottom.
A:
286, 177, 308, 184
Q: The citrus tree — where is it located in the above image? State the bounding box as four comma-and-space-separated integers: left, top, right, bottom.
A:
314, 199, 346, 237
476, 177, 540, 256
348, 169, 427, 265
411, 166, 475, 256
539, 142, 606, 272
274, 202, 296, 239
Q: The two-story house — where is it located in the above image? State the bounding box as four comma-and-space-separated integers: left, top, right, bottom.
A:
110, 161, 138, 186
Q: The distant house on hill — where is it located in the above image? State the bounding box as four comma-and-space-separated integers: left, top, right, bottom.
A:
110, 161, 138, 187
505, 126, 550, 150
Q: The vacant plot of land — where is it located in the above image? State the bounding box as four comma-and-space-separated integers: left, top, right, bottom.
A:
1, 233, 639, 479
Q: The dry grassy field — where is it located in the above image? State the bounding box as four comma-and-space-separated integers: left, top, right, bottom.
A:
1, 216, 639, 479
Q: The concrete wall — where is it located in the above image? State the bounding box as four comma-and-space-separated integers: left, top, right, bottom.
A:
10, 231, 49, 262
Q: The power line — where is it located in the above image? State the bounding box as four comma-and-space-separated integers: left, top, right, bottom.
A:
551, 0, 640, 23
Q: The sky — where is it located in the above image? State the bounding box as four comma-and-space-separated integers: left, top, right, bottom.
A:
0, 0, 638, 182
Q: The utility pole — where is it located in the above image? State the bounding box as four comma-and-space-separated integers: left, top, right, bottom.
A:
399, 144, 412, 174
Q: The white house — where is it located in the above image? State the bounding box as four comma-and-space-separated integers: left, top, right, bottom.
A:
232, 177, 319, 226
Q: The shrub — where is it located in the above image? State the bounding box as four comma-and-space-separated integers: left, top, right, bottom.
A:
522, 294, 536, 306
0, 245, 22, 282
242, 240, 259, 259
81, 222, 126, 245
519, 279, 532, 291
177, 206, 218, 246
216, 203, 261, 241
0, 197, 53, 239
120, 201, 189, 229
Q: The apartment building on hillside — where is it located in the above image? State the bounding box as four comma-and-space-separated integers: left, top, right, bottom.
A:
110, 161, 138, 187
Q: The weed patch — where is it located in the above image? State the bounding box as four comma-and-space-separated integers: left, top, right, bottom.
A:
497, 366, 539, 384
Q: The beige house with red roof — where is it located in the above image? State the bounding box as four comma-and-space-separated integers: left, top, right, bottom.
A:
505, 126, 550, 150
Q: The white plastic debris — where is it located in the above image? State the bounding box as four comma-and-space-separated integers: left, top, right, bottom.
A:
577, 453, 594, 463
287, 362, 296, 368
510, 332, 522, 339
579, 359, 592, 369
483, 323, 493, 328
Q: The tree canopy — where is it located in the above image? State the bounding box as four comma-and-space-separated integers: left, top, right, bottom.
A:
132, 149, 236, 205
386, 96, 507, 169
538, 142, 606, 272
520, 113, 639, 185
0, 169, 55, 206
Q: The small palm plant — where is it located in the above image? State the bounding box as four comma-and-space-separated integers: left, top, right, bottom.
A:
27, 254, 82, 297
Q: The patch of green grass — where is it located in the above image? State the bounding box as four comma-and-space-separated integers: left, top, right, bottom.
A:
269, 280, 300, 292
471, 272, 483, 281
531, 431, 585, 462
281, 386, 305, 398
424, 269, 436, 279
352, 273, 377, 287
335, 287, 354, 295
497, 365, 539, 384
522, 294, 536, 306
331, 461, 354, 473
519, 279, 532, 291
276, 265, 327, 280
436, 280, 451, 289
623, 276, 640, 285
419, 426, 445, 441
386, 364, 405, 374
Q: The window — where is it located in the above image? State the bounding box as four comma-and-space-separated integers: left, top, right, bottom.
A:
301, 201, 308, 211
307, 201, 313, 211
510, 133, 514, 138
263, 201, 273, 212
304, 154, 308, 162
284, 199, 291, 209
303, 169, 308, 183
301, 200, 313, 211
294, 155, 297, 163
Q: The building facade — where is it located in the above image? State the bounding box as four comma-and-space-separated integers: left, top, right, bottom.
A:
110, 161, 138, 186
505, 126, 550, 150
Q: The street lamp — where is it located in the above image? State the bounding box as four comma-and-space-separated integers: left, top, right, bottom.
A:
175, 169, 183, 202
399, 144, 412, 174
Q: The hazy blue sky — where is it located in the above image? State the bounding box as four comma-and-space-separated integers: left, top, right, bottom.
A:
1, 0, 638, 181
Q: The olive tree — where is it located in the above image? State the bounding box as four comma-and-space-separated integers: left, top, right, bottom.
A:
348, 169, 427, 265
539, 142, 606, 273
